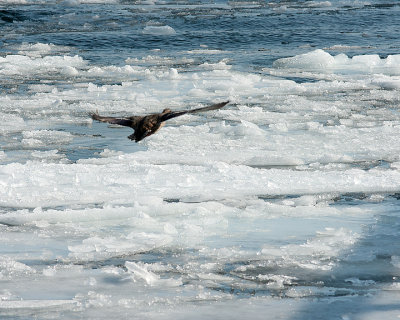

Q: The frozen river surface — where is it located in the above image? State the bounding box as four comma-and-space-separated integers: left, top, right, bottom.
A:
1, 1, 400, 319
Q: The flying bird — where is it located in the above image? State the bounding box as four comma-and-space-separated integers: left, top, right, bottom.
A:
90, 101, 229, 142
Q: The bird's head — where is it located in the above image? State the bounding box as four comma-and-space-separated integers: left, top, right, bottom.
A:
162, 108, 172, 114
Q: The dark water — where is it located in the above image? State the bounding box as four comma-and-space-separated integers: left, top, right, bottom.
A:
2, 1, 399, 69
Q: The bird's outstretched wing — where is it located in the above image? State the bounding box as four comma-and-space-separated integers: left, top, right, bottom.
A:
160, 101, 229, 122
90, 112, 135, 127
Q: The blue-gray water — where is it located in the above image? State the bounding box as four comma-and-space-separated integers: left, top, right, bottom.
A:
2, 1, 399, 70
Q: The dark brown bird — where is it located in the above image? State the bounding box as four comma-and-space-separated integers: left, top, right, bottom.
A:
90, 101, 229, 142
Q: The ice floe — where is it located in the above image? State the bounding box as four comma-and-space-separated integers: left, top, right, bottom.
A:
1, 39, 400, 319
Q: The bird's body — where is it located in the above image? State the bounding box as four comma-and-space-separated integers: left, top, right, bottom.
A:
90, 101, 229, 142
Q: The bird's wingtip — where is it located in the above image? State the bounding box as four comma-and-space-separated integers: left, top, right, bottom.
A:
218, 100, 230, 107
89, 110, 100, 120
218, 100, 230, 108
